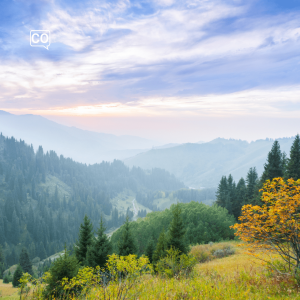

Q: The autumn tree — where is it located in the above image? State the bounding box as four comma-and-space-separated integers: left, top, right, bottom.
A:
233, 177, 300, 274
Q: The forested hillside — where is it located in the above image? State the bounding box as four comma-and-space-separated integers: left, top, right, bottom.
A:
215, 135, 300, 219
0, 134, 184, 268
110, 202, 235, 256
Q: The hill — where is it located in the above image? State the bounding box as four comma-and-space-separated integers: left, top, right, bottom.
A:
0, 134, 184, 268
124, 137, 295, 188
0, 110, 162, 164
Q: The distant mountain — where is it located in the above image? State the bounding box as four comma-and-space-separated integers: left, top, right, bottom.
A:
0, 111, 163, 164
124, 137, 295, 188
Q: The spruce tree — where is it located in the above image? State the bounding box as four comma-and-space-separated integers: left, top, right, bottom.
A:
86, 216, 112, 268
118, 216, 137, 256
12, 265, 23, 287
167, 203, 187, 254
152, 229, 168, 263
216, 176, 228, 208
246, 167, 258, 201
19, 248, 33, 275
233, 178, 247, 219
261, 140, 283, 182
75, 215, 94, 265
145, 237, 156, 264
286, 134, 300, 180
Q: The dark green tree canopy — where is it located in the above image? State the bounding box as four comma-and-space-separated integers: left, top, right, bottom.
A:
167, 203, 187, 255
145, 237, 156, 264
75, 215, 94, 265
12, 264, 23, 287
152, 229, 168, 263
261, 140, 283, 181
87, 216, 112, 268
45, 248, 79, 297
286, 134, 300, 180
19, 248, 33, 275
117, 216, 137, 256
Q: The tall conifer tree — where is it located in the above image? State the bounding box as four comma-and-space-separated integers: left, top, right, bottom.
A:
87, 216, 112, 268
75, 215, 94, 265
233, 178, 247, 219
145, 237, 156, 264
167, 203, 187, 254
153, 229, 168, 263
261, 140, 283, 182
118, 216, 137, 256
286, 134, 300, 180
246, 167, 258, 201
216, 176, 228, 207
19, 248, 33, 275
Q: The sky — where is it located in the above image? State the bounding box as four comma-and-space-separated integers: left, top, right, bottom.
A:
1, 0, 300, 143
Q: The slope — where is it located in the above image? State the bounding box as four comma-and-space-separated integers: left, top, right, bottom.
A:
0, 110, 162, 164
0, 134, 184, 268
124, 137, 295, 188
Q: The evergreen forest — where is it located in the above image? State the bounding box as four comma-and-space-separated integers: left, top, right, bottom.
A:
0, 133, 184, 270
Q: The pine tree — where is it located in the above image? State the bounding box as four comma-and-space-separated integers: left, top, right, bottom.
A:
86, 216, 112, 268
12, 265, 23, 287
286, 134, 300, 180
19, 248, 33, 275
246, 167, 258, 201
75, 215, 94, 265
167, 203, 187, 254
216, 176, 228, 207
153, 229, 168, 263
145, 237, 155, 264
233, 178, 247, 219
118, 216, 137, 256
261, 140, 283, 182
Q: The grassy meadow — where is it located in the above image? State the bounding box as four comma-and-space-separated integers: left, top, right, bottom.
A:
0, 279, 18, 299
8, 241, 300, 299
71, 241, 300, 300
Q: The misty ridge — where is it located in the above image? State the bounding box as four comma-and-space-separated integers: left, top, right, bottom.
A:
0, 110, 296, 189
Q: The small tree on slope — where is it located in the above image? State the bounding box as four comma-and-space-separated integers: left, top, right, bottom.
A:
75, 215, 94, 265
167, 203, 187, 255
118, 216, 137, 256
87, 216, 112, 268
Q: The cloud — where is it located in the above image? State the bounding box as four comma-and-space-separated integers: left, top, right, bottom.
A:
1, 0, 300, 117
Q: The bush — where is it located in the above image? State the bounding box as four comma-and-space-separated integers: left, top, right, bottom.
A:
43, 248, 79, 298
213, 246, 235, 258
3, 275, 10, 283
12, 265, 23, 287
190, 242, 235, 263
156, 247, 197, 279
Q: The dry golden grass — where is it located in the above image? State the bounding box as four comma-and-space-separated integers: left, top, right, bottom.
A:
0, 279, 19, 299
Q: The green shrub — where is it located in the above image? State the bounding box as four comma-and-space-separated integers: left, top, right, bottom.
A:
43, 248, 79, 298
12, 265, 23, 287
3, 275, 10, 283
156, 247, 197, 279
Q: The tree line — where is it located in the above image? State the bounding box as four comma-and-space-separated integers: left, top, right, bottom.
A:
216, 134, 300, 219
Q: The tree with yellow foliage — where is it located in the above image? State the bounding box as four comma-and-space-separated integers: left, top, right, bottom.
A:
232, 177, 300, 274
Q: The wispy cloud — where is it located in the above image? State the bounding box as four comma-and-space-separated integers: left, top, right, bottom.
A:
1, 0, 300, 121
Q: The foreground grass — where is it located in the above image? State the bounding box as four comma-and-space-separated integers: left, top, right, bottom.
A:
0, 279, 19, 299
84, 241, 300, 300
